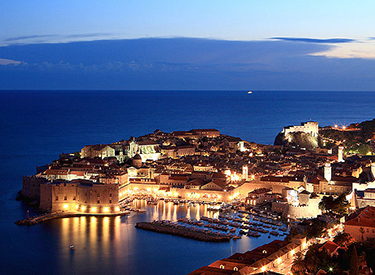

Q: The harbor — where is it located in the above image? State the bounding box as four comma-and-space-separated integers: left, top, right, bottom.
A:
130, 197, 289, 243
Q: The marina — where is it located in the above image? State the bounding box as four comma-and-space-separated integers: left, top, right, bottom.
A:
129, 198, 289, 242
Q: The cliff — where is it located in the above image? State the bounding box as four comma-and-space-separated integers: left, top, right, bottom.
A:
274, 131, 319, 150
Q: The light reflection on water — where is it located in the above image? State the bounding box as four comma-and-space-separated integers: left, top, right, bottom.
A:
49, 200, 285, 275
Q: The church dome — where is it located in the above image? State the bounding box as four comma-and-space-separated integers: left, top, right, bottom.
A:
132, 154, 142, 168
133, 154, 142, 160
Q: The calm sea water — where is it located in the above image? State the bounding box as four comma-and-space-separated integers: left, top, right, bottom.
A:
1, 90, 375, 274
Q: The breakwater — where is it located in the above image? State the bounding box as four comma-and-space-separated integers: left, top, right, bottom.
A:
16, 211, 130, 225
135, 220, 231, 242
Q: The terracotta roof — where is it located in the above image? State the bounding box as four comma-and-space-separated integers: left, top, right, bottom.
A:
44, 169, 68, 175
188, 266, 236, 275
261, 176, 295, 183
92, 144, 111, 151
227, 240, 288, 264
344, 206, 375, 227
319, 241, 339, 254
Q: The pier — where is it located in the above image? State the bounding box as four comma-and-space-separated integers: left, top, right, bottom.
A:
136, 221, 231, 242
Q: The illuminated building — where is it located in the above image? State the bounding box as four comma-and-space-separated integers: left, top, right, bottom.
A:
338, 146, 345, 162
39, 179, 120, 213
324, 163, 332, 182
128, 139, 161, 162
188, 236, 306, 274
344, 206, 375, 241
282, 121, 319, 137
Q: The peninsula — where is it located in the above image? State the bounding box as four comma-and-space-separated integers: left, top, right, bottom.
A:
18, 121, 375, 273
20, 122, 375, 220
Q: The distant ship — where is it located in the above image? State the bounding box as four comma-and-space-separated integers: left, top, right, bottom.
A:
247, 91, 252, 94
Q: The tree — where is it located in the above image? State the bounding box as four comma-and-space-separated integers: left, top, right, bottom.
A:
305, 218, 327, 239
285, 227, 299, 242
349, 245, 359, 275
319, 195, 349, 214
334, 232, 353, 247
359, 227, 365, 242
291, 252, 307, 275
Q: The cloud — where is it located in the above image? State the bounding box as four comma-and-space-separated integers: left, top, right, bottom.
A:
65, 33, 113, 39
2, 33, 116, 47
5, 35, 56, 42
0, 37, 375, 90
0, 58, 22, 65
271, 37, 355, 44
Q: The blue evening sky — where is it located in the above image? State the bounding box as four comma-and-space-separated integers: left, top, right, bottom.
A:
1, 0, 375, 90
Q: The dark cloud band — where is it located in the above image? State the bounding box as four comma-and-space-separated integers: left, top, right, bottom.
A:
271, 37, 355, 44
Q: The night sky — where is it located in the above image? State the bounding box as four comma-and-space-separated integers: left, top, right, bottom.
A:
2, 1, 375, 90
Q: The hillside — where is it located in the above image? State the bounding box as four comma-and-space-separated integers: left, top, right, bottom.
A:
275, 118, 375, 155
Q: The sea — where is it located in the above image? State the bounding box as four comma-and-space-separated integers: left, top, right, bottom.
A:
1, 90, 375, 275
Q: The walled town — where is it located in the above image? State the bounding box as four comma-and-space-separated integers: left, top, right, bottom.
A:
20, 121, 375, 274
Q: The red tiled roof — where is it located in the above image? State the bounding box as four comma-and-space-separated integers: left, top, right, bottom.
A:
319, 241, 339, 254
345, 206, 375, 227
44, 169, 68, 175
188, 266, 236, 275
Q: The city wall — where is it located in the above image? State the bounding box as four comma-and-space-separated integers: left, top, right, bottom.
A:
22, 176, 48, 200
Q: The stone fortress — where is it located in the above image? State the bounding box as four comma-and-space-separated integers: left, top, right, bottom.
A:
282, 121, 319, 137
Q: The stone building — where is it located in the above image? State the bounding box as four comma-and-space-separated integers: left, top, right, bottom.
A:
39, 179, 120, 213
344, 206, 375, 242
188, 236, 307, 275
81, 144, 116, 159
282, 121, 319, 137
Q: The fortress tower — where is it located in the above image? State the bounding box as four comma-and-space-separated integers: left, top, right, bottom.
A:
371, 163, 375, 179
324, 163, 332, 182
338, 146, 344, 162
242, 165, 248, 181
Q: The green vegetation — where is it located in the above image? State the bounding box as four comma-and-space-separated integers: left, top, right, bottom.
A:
358, 118, 375, 140
333, 232, 354, 246
349, 245, 359, 275
319, 118, 375, 155
304, 218, 327, 239
291, 238, 375, 274
291, 244, 336, 274
274, 132, 318, 150
275, 118, 375, 154
291, 242, 366, 274
345, 142, 371, 155
318, 194, 350, 215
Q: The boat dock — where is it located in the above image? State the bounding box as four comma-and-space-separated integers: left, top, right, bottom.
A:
136, 221, 231, 242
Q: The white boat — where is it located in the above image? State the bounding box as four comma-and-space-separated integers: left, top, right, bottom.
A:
247, 91, 252, 94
